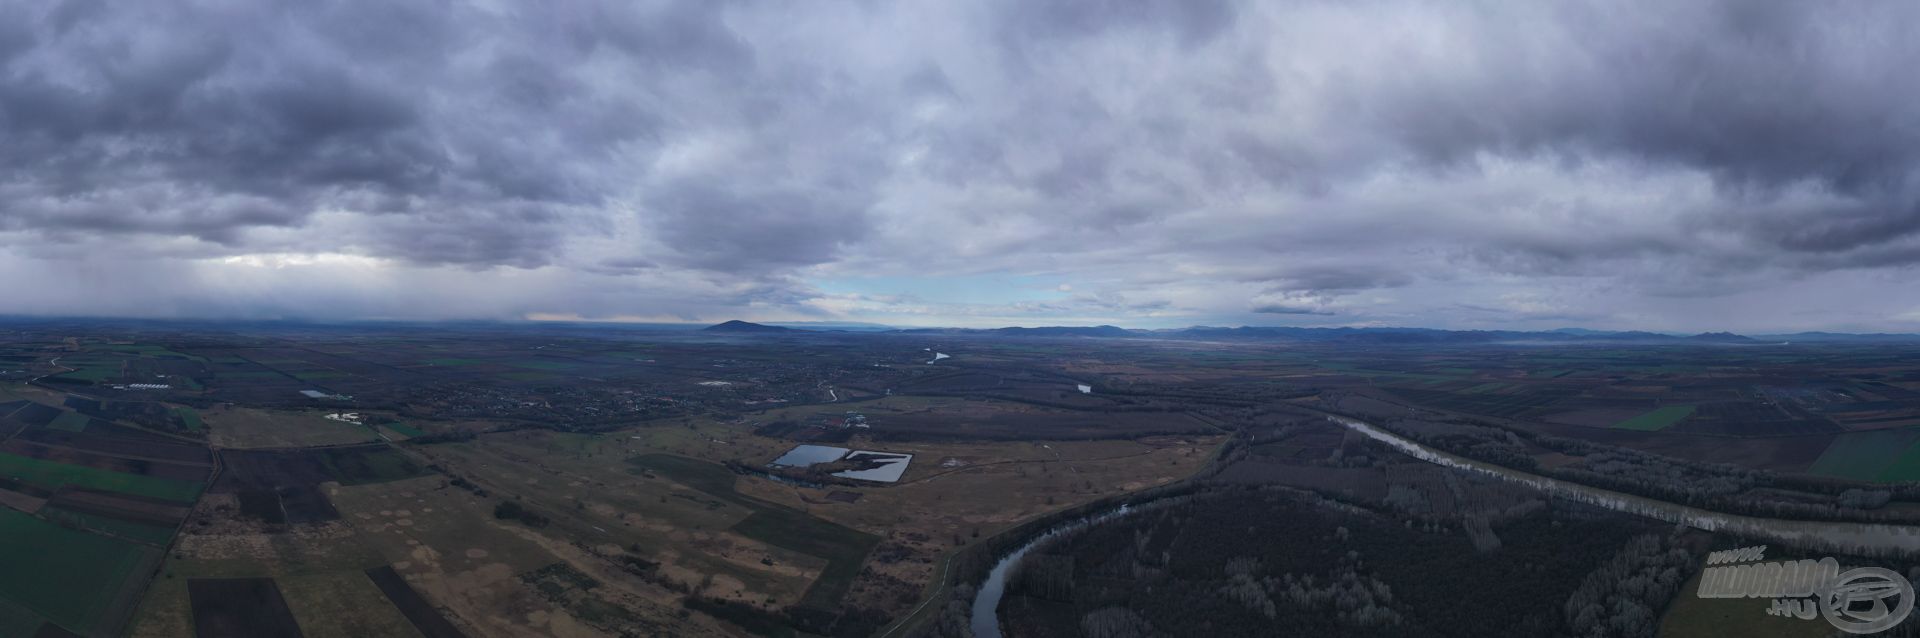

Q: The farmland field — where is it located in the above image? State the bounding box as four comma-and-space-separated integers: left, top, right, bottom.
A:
0, 508, 159, 635
39, 506, 177, 546
171, 406, 203, 431
203, 406, 379, 448
631, 453, 880, 609
0, 597, 46, 638
0, 451, 204, 502
48, 410, 91, 432
1609, 405, 1697, 431
1807, 428, 1920, 481
381, 421, 425, 437
1872, 438, 1920, 482
186, 578, 304, 638
277, 571, 425, 638
364, 565, 467, 638
12, 322, 1920, 637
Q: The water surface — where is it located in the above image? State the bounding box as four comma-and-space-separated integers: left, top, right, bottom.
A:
832, 451, 913, 482
771, 444, 850, 467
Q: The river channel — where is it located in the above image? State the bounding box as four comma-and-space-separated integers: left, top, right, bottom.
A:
967, 413, 1920, 637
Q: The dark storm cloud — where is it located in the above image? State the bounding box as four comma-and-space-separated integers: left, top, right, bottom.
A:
645, 180, 876, 273
1252, 304, 1333, 316
1251, 266, 1414, 295
5, 0, 1920, 329
1343, 2, 1920, 264
997, 0, 1237, 50
0, 0, 687, 267
1389, 4, 1910, 191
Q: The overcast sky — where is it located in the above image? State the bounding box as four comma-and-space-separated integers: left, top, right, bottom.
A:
4, 1, 1920, 332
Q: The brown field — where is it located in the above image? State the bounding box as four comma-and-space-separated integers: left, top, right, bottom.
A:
1541, 408, 1645, 427
728, 432, 1220, 619
126, 496, 401, 638
1658, 570, 1832, 638
131, 476, 733, 638
392, 410, 1222, 633
202, 406, 381, 449
742, 394, 1218, 442
413, 436, 828, 609
328, 475, 736, 637
0, 487, 45, 514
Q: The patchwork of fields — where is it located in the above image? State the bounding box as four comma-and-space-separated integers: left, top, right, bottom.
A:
1609, 405, 1696, 431
7, 328, 1920, 637
0, 390, 209, 636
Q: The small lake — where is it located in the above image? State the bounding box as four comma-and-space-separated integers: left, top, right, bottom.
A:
1076, 384, 1091, 394
770, 444, 849, 467
832, 451, 913, 482
928, 352, 950, 364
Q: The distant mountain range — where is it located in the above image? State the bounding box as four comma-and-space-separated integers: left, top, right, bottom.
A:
705, 320, 1920, 344
897, 325, 1786, 344
702, 320, 797, 333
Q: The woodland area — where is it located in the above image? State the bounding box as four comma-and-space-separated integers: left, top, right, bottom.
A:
991, 487, 1690, 638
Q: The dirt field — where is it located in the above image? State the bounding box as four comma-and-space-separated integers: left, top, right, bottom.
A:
186, 578, 304, 638
728, 431, 1222, 621
203, 406, 380, 449
1657, 570, 1832, 638
416, 435, 828, 610
395, 412, 1222, 633
327, 475, 734, 637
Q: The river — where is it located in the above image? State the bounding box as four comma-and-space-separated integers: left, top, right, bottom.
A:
1326, 414, 1920, 555
970, 504, 1138, 638
966, 413, 1920, 637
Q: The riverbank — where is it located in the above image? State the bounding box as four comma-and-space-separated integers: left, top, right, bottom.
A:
1327, 414, 1920, 557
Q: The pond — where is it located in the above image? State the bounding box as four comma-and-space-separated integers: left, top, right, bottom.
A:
832, 451, 913, 482
770, 444, 849, 467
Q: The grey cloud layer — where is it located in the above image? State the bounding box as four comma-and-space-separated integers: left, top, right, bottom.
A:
3, 0, 1920, 329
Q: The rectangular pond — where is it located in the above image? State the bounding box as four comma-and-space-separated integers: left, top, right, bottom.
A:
771, 444, 850, 467
832, 451, 914, 483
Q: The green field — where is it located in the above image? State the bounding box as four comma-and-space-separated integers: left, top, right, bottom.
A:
628, 454, 879, 610
216, 370, 286, 379
1876, 442, 1920, 482
0, 508, 159, 635
39, 506, 176, 546
317, 446, 429, 485
0, 596, 48, 638
380, 421, 424, 437
0, 452, 204, 503
424, 358, 485, 366
90, 345, 203, 361
47, 411, 90, 432
1609, 405, 1696, 431
508, 359, 578, 371
56, 365, 121, 382
1807, 428, 1920, 482
172, 406, 203, 431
